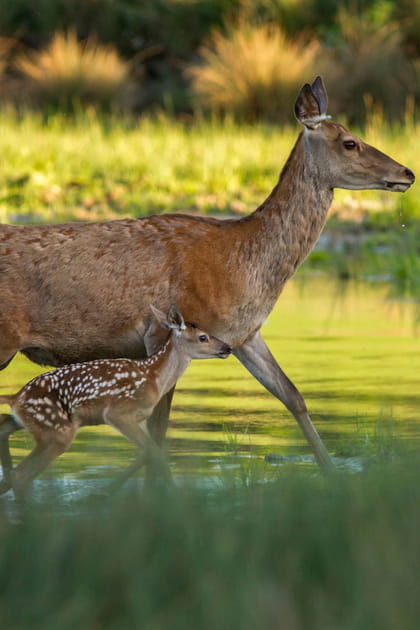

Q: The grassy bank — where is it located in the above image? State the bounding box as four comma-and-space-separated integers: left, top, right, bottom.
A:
0, 110, 418, 224
1, 460, 420, 630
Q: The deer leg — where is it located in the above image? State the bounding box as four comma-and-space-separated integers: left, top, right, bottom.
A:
0, 414, 23, 494
144, 317, 176, 447
104, 406, 173, 489
0, 326, 24, 370
0, 354, 16, 371
233, 330, 334, 473
146, 386, 175, 446
10, 425, 76, 499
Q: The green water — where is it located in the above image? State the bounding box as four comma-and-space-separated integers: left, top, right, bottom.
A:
1, 274, 419, 491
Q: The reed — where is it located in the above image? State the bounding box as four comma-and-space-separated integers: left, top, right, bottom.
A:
1, 460, 420, 630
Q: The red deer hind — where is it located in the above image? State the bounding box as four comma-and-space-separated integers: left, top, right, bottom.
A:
0, 77, 415, 479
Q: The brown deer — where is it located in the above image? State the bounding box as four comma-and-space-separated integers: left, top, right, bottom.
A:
0, 305, 231, 497
0, 77, 415, 474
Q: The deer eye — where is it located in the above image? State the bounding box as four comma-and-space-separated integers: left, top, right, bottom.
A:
199, 334, 208, 343
343, 140, 357, 150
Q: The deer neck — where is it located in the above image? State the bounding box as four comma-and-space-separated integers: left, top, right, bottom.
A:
243, 131, 333, 299
138, 336, 191, 399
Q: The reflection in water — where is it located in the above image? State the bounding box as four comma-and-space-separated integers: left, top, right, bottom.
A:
1, 275, 419, 502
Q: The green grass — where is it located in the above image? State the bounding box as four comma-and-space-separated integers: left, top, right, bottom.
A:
0, 109, 417, 223
1, 460, 420, 630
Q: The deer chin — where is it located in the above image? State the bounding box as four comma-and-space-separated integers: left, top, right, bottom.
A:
383, 181, 413, 192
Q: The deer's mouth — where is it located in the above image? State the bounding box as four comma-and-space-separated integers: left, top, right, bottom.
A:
384, 181, 413, 192
383, 169, 415, 192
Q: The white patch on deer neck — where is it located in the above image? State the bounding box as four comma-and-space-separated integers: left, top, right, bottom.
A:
308, 114, 332, 125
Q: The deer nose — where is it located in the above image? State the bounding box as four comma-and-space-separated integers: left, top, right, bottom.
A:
404, 168, 415, 182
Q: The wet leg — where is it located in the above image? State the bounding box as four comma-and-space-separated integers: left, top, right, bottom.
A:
12, 425, 76, 499
104, 405, 173, 490
234, 330, 334, 473
146, 387, 175, 446
0, 414, 23, 495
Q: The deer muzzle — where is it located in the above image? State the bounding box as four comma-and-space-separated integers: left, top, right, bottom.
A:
383, 167, 415, 192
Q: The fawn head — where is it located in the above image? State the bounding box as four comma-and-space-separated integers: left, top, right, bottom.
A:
294, 76, 415, 192
150, 305, 232, 359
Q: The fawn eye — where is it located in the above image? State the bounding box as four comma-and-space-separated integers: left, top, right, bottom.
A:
343, 140, 357, 150
199, 334, 208, 343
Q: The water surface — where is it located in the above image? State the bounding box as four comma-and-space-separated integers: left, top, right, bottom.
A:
1, 274, 419, 497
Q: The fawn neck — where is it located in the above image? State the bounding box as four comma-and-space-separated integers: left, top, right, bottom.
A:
136, 335, 191, 399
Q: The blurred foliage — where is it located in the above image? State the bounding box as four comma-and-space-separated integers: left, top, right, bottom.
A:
2, 461, 420, 629
319, 5, 417, 122
0, 0, 416, 120
305, 219, 420, 323
187, 22, 319, 121
15, 30, 132, 112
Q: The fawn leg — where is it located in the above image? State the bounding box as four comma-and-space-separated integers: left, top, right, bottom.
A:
104, 405, 172, 488
11, 425, 76, 499
234, 329, 334, 474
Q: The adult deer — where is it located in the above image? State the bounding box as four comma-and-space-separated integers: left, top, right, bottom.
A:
0, 77, 415, 474
0, 306, 231, 497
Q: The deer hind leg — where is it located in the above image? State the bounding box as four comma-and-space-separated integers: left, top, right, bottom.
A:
0, 414, 23, 495
104, 403, 173, 489
0, 314, 31, 370
234, 330, 334, 474
11, 423, 77, 499
0, 354, 16, 371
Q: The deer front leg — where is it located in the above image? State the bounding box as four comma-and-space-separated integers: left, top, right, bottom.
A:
233, 330, 334, 473
146, 386, 175, 446
143, 318, 176, 447
104, 404, 173, 488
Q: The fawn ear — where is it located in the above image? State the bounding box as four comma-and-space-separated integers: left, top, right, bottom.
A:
166, 305, 186, 331
150, 304, 171, 330
294, 76, 329, 129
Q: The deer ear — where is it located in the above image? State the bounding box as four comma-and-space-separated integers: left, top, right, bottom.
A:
294, 76, 329, 129
166, 305, 186, 331
150, 304, 171, 330
311, 76, 328, 116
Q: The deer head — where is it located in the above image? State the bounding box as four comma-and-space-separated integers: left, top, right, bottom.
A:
150, 305, 232, 359
294, 76, 415, 192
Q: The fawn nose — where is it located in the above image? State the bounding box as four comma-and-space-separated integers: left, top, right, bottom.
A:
404, 168, 415, 182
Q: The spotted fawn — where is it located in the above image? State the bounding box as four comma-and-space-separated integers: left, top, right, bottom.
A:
0, 305, 231, 497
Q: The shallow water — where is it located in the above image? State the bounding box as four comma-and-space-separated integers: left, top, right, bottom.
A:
1, 274, 419, 500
